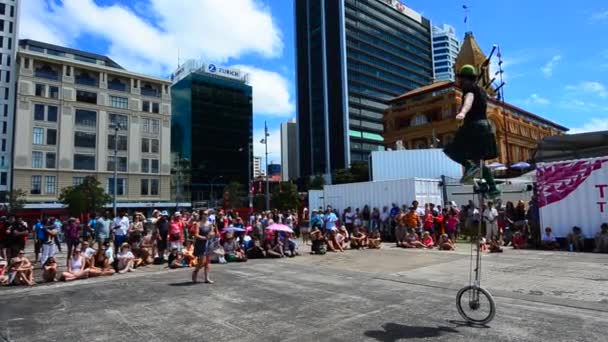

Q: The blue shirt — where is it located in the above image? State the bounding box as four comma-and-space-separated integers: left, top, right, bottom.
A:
389, 207, 400, 217
325, 213, 338, 230
35, 222, 46, 240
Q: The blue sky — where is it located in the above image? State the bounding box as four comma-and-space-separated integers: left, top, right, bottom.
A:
19, 0, 608, 164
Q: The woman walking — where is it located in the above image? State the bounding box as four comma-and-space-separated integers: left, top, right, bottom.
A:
192, 211, 215, 284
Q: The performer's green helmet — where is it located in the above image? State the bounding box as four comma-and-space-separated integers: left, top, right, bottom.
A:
458, 64, 477, 77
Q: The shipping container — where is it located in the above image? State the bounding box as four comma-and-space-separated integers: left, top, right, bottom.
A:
370, 149, 463, 181
537, 156, 608, 238
308, 190, 324, 211
314, 178, 442, 213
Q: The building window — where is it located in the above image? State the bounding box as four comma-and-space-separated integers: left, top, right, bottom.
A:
410, 115, 429, 127
46, 129, 57, 145
3, 104, 7, 117
151, 159, 159, 173
75, 109, 97, 127
152, 102, 159, 114
9, 5, 13, 17
5, 70, 9, 83
151, 139, 159, 153
141, 138, 149, 153
141, 158, 149, 173
108, 113, 128, 130
107, 134, 127, 151
1, 139, 4, 152
49, 86, 59, 99
108, 178, 127, 196
142, 118, 160, 134
76, 90, 97, 104
33, 127, 44, 145
110, 95, 128, 109
74, 132, 96, 148
140, 179, 149, 195
74, 154, 95, 170
2, 121, 6, 134
73, 177, 84, 186
46, 152, 56, 168
151, 119, 160, 134
45, 176, 56, 194
34, 104, 44, 120
35, 84, 45, 97
107, 156, 127, 172
31, 176, 42, 195
142, 101, 150, 112
47, 106, 58, 122
0, 172, 6, 186
32, 151, 43, 168
3, 87, 7, 100
150, 179, 159, 195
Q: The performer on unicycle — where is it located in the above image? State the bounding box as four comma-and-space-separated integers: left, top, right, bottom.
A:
444, 64, 500, 198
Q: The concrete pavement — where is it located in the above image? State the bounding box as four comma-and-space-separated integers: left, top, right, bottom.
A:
1, 244, 607, 341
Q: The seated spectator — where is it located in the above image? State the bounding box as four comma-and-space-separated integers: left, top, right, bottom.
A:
350, 227, 367, 250
246, 233, 266, 259
282, 233, 299, 257
116, 243, 136, 273
402, 228, 425, 248
367, 230, 382, 249
567, 226, 585, 252
92, 245, 115, 277
512, 231, 527, 249
540, 227, 560, 250
336, 226, 349, 250
327, 229, 344, 253
62, 248, 89, 282
42, 257, 58, 282
182, 240, 197, 267
421, 232, 434, 248
489, 237, 503, 253
223, 233, 246, 262
168, 248, 184, 269
81, 241, 97, 268
594, 223, 608, 253
0, 258, 9, 285
309, 227, 327, 255
438, 234, 455, 251
136, 231, 155, 266
8, 250, 34, 286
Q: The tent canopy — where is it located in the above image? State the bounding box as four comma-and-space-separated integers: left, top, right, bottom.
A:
534, 131, 608, 163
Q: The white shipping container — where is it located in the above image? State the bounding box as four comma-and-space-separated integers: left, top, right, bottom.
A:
307, 190, 324, 211
320, 178, 442, 213
538, 156, 608, 238
371, 149, 463, 181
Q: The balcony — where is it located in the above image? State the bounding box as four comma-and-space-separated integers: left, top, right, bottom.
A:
141, 83, 161, 98
34, 66, 59, 81
75, 72, 99, 87
108, 79, 127, 92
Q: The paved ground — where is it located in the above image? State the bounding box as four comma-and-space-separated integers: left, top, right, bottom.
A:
1, 243, 607, 341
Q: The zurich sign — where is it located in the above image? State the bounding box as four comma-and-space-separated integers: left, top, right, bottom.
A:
208, 64, 217, 72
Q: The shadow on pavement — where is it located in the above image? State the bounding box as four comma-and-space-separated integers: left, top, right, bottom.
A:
168, 281, 200, 287
447, 319, 491, 329
364, 323, 458, 341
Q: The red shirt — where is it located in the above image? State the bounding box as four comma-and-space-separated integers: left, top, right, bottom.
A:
168, 220, 184, 242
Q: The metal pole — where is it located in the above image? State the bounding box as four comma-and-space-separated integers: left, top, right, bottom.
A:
497, 46, 510, 168
265, 121, 270, 210
113, 125, 118, 218
248, 143, 253, 210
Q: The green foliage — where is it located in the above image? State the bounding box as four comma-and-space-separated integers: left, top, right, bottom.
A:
222, 181, 245, 208
59, 176, 112, 217
332, 168, 355, 185
332, 162, 369, 184
271, 182, 300, 211
310, 175, 325, 190
5, 189, 27, 214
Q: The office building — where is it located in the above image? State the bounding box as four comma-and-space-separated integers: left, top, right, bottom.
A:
171, 60, 252, 203
280, 119, 299, 181
295, 0, 433, 179
14, 40, 172, 205
432, 24, 460, 82
253, 156, 263, 178
0, 0, 19, 199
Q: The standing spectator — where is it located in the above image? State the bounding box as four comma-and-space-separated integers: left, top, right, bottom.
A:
95, 212, 111, 245
379, 206, 390, 239
112, 211, 130, 250
353, 208, 362, 229
362, 205, 371, 232
7, 217, 28, 260
86, 213, 97, 243
371, 207, 380, 232
483, 201, 499, 241
0, 217, 7, 260
394, 208, 407, 246
324, 209, 338, 233
64, 218, 80, 261
33, 219, 45, 263
40, 218, 58, 266
156, 211, 170, 262
128, 212, 145, 246
594, 223, 608, 253
343, 207, 354, 233
527, 196, 541, 246
53, 217, 63, 252
168, 212, 184, 251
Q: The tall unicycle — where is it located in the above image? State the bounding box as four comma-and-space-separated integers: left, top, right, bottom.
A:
456, 160, 496, 325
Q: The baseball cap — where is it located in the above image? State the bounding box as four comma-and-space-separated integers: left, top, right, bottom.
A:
160, 210, 169, 216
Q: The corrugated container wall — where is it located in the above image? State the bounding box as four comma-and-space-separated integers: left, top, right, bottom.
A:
319, 178, 442, 213
537, 156, 608, 238
370, 149, 463, 181
308, 190, 324, 211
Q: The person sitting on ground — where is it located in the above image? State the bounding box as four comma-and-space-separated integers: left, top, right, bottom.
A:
264, 233, 285, 258
327, 228, 344, 252
350, 226, 367, 250
309, 226, 327, 255
136, 230, 155, 266
421, 231, 434, 249
402, 228, 425, 248
182, 240, 197, 267
367, 229, 382, 249
438, 234, 455, 251
540, 227, 560, 250
282, 232, 299, 257
168, 247, 184, 269
594, 223, 608, 253
116, 243, 136, 273
223, 232, 247, 262
246, 231, 266, 259
512, 231, 527, 249
489, 236, 503, 253
337, 226, 349, 250
42, 256, 58, 282
81, 241, 97, 268
62, 248, 89, 282
92, 244, 115, 276
567, 226, 585, 252
8, 250, 34, 286
0, 258, 8, 285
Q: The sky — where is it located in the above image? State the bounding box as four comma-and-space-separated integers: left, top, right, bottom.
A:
19, 0, 608, 165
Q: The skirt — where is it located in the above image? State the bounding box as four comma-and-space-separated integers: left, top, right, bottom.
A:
443, 119, 498, 164
194, 240, 207, 257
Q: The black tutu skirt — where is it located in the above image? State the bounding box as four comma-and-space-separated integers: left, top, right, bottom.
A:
443, 119, 498, 164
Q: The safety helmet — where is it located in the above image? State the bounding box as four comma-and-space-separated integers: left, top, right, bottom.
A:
457, 64, 477, 77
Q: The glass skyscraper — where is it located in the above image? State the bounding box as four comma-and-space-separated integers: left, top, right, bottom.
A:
295, 0, 433, 179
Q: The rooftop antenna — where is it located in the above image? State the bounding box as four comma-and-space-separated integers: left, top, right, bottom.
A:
463, 4, 471, 32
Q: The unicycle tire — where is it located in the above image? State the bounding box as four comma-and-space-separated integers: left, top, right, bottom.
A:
456, 285, 496, 325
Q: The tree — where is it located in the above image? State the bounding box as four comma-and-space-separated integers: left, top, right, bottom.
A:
222, 181, 245, 208
4, 189, 26, 215
332, 168, 355, 184
310, 175, 325, 190
59, 176, 112, 217
351, 161, 370, 182
271, 182, 300, 211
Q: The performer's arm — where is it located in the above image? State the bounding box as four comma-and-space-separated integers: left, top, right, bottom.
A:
456, 93, 474, 120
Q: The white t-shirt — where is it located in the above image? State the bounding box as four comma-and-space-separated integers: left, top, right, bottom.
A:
344, 212, 354, 224
84, 247, 96, 258
113, 216, 129, 236
117, 251, 134, 259
542, 233, 556, 242
483, 208, 498, 223
380, 211, 389, 222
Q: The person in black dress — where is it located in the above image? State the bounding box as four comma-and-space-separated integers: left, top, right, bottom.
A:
192, 211, 214, 284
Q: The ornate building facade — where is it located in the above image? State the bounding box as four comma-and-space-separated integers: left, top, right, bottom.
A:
384, 32, 568, 166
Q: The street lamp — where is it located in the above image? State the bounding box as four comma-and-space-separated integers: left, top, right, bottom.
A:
259, 121, 270, 210
109, 121, 124, 218
238, 146, 253, 211
210, 175, 223, 208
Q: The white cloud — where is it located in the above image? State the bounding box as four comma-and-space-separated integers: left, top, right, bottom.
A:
590, 10, 608, 22
253, 127, 281, 168
233, 65, 295, 116
521, 93, 550, 106
541, 55, 562, 77
565, 81, 608, 97
569, 118, 608, 134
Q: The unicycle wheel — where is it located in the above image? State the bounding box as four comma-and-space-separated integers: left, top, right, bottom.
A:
456, 285, 496, 325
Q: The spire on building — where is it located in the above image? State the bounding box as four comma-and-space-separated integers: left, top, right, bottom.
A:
454, 32, 495, 96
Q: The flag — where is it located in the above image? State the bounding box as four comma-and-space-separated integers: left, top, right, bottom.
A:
464, 16, 467, 23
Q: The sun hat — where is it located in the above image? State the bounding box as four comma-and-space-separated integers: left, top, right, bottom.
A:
161, 210, 169, 216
